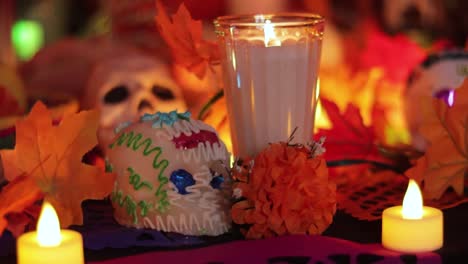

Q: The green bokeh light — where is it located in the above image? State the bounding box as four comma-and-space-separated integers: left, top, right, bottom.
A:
12, 20, 44, 60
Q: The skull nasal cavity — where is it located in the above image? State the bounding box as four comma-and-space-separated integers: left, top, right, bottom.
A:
138, 100, 153, 111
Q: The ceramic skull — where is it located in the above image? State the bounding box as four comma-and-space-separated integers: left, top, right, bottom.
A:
83, 54, 187, 151
106, 112, 232, 236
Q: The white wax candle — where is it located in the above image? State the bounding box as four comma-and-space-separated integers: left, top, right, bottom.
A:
215, 14, 324, 158
223, 38, 321, 157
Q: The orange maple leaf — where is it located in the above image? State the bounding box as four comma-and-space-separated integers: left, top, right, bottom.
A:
406, 79, 468, 199
0, 101, 115, 228
155, 0, 219, 79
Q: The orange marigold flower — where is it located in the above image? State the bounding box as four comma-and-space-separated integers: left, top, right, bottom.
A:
231, 142, 336, 239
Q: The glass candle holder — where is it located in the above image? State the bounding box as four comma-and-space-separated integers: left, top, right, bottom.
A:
214, 13, 324, 158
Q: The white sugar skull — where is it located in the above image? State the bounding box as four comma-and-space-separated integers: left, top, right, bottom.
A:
106, 112, 232, 236
405, 50, 468, 150
381, 0, 441, 33
83, 54, 187, 151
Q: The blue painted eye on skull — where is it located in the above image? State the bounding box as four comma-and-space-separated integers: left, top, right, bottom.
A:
170, 169, 195, 195
169, 167, 225, 194
209, 169, 224, 190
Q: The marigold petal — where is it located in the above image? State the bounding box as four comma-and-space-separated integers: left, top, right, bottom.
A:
231, 209, 246, 225
244, 209, 258, 224
284, 213, 302, 234
231, 200, 254, 224
246, 224, 267, 239
274, 224, 287, 236
308, 223, 319, 235
268, 210, 283, 230
253, 211, 267, 224
262, 202, 272, 215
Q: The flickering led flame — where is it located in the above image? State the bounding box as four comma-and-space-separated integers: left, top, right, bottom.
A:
37, 202, 61, 247
402, 179, 423, 220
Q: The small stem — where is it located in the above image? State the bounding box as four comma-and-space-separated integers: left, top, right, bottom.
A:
197, 89, 224, 120
287, 127, 299, 144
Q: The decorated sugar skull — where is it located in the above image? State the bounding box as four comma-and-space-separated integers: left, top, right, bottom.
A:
106, 111, 232, 236
405, 49, 468, 150
83, 54, 187, 151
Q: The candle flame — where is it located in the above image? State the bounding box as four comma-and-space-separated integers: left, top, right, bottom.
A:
316, 78, 321, 100
254, 14, 265, 23
263, 19, 281, 47
37, 202, 61, 247
314, 80, 332, 132
402, 179, 423, 220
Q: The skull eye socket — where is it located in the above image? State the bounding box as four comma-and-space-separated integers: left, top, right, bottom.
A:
209, 169, 224, 189
170, 169, 195, 195
210, 176, 224, 189
103, 85, 129, 104
152, 85, 175, 101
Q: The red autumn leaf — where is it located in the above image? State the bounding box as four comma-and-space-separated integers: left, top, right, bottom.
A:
356, 22, 426, 83
316, 98, 389, 164
155, 0, 219, 79
0, 174, 43, 236
370, 104, 388, 144
5, 203, 41, 237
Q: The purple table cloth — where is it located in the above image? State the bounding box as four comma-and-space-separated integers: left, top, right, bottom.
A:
90, 235, 440, 264
0, 200, 232, 256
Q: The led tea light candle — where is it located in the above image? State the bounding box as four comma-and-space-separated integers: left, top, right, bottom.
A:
382, 180, 443, 253
17, 202, 84, 264
215, 14, 324, 158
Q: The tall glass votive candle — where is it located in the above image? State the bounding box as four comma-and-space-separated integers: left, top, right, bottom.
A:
214, 14, 324, 158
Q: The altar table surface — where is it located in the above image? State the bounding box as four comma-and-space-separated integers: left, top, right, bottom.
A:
85, 204, 468, 264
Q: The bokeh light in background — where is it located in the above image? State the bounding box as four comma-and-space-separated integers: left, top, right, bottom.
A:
12, 20, 44, 60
